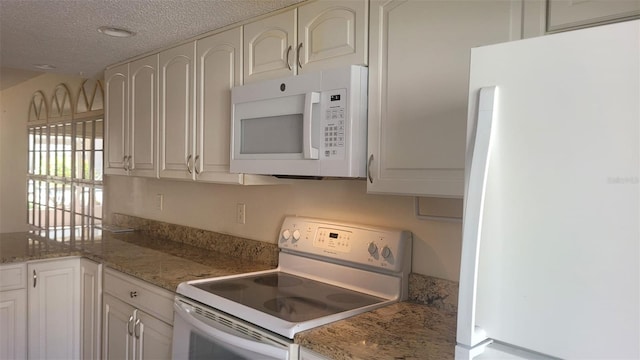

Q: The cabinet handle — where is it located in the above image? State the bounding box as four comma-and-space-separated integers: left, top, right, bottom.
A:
130, 291, 137, 298
123, 156, 128, 171
367, 154, 374, 183
285, 45, 292, 70
134, 319, 141, 339
296, 43, 303, 69
186, 154, 193, 174
33, 270, 37, 288
194, 155, 201, 175
127, 155, 132, 171
127, 315, 134, 336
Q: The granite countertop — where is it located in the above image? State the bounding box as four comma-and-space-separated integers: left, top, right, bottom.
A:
0, 231, 274, 292
0, 229, 456, 359
296, 302, 457, 360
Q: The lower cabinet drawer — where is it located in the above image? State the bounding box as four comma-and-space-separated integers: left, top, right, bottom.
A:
104, 268, 174, 324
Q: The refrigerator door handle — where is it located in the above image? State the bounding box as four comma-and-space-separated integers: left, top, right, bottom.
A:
457, 86, 498, 348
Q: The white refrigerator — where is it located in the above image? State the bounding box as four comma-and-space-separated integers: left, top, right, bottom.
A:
457, 20, 639, 359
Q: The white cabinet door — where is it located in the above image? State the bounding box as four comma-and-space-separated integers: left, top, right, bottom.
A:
81, 258, 102, 360
135, 310, 173, 360
244, 9, 297, 83
297, 0, 368, 73
0, 289, 26, 360
367, 0, 522, 197
159, 42, 196, 180
244, 1, 368, 82
547, 0, 640, 32
103, 294, 135, 360
105, 63, 129, 175
195, 27, 244, 184
129, 54, 158, 177
28, 258, 81, 360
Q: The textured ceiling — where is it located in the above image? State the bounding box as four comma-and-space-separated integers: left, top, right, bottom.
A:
0, 0, 304, 87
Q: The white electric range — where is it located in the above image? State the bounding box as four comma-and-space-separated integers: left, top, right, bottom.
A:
172, 216, 412, 359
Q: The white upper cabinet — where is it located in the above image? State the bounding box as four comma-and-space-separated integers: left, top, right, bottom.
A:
105, 63, 129, 175
244, 0, 367, 83
547, 0, 640, 32
129, 55, 158, 177
297, 0, 368, 73
158, 42, 196, 180
367, 0, 523, 197
244, 10, 297, 83
105, 55, 158, 177
195, 27, 244, 184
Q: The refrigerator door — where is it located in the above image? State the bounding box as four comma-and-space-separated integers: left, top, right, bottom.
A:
458, 20, 639, 359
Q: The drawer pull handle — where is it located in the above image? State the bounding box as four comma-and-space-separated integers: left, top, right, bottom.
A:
127, 315, 134, 335
134, 319, 141, 339
33, 270, 37, 288
130, 291, 137, 298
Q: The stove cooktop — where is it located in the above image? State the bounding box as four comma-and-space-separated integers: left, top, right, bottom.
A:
193, 272, 385, 323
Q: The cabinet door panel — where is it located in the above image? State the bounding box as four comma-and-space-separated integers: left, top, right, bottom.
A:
196, 27, 244, 184
103, 294, 134, 360
105, 63, 129, 175
548, 0, 640, 32
130, 55, 158, 177
81, 259, 102, 360
244, 9, 296, 83
298, 0, 367, 73
136, 311, 173, 360
367, 0, 521, 197
159, 42, 195, 179
0, 289, 26, 360
28, 259, 80, 359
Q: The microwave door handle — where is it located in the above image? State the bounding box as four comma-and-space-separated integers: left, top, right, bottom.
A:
303, 92, 320, 159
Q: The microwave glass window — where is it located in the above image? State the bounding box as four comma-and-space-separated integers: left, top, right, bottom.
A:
241, 115, 303, 154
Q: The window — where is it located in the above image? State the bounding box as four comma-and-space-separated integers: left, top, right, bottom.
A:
27, 80, 104, 243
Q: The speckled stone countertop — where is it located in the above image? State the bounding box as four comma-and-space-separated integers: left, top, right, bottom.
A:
0, 231, 274, 292
0, 222, 458, 360
296, 302, 457, 359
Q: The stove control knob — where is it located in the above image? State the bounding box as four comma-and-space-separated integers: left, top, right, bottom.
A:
281, 229, 291, 241
292, 229, 301, 242
368, 242, 378, 255
381, 246, 392, 259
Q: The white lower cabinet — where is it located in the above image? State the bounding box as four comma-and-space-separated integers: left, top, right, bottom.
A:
81, 258, 103, 360
0, 263, 27, 360
28, 258, 81, 359
103, 268, 174, 360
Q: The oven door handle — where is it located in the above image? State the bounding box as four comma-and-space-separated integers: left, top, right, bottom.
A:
174, 300, 292, 359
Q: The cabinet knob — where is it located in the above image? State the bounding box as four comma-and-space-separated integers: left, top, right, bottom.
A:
130, 291, 138, 298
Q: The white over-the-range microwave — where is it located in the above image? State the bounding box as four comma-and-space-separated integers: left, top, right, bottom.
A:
231, 65, 367, 178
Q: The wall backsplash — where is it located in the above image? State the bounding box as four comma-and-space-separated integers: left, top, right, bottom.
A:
112, 213, 279, 266
104, 176, 463, 282
112, 213, 458, 313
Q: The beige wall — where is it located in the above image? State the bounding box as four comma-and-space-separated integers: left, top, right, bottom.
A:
1, 73, 463, 282
105, 176, 463, 281
0, 73, 85, 233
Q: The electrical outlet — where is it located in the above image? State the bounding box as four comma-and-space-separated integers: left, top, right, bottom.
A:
236, 203, 246, 224
155, 194, 164, 211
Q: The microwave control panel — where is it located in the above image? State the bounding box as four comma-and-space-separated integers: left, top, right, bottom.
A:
322, 88, 347, 159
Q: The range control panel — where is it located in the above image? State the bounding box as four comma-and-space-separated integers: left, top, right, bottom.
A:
278, 216, 412, 272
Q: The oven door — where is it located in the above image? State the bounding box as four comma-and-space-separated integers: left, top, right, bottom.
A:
172, 297, 296, 360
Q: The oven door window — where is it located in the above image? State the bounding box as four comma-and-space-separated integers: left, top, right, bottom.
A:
173, 299, 292, 360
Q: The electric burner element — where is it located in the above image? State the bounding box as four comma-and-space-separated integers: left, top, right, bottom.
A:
254, 273, 303, 287
326, 293, 370, 304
